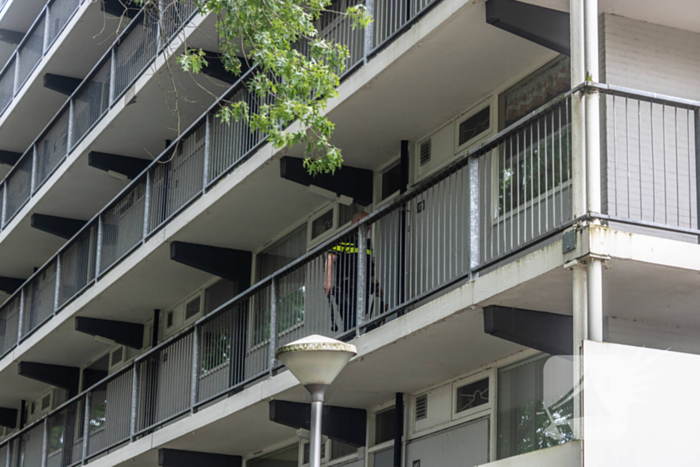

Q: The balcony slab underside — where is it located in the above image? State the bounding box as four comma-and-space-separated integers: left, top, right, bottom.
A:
0, 1, 127, 181
0, 13, 228, 287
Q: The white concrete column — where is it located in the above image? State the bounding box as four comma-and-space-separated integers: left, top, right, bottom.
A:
584, 0, 602, 215
570, 0, 586, 218
586, 257, 604, 341
572, 263, 587, 439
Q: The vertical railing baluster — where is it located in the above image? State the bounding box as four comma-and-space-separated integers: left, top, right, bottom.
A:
42, 5, 50, 54
364, 0, 375, 59
17, 288, 24, 342
81, 392, 90, 465
356, 225, 367, 337
143, 171, 152, 239
109, 48, 117, 105
190, 326, 199, 413
268, 278, 278, 375
12, 52, 20, 96
1, 183, 7, 228
130, 365, 138, 441
202, 114, 211, 190
67, 98, 75, 152
40, 418, 48, 467
468, 158, 480, 276
53, 256, 61, 315
694, 109, 700, 230
95, 216, 103, 278
30, 146, 37, 195
4, 437, 9, 467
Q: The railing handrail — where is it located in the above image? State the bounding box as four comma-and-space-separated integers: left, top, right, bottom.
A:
590, 82, 700, 110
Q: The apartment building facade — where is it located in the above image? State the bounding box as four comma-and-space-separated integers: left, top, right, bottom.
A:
0, 0, 696, 466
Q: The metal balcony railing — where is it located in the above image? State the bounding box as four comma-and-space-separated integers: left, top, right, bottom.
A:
595, 83, 700, 235
0, 80, 576, 465
0, 0, 199, 229
0, 0, 85, 118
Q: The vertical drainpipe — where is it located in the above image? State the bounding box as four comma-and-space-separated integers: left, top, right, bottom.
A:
393, 392, 404, 467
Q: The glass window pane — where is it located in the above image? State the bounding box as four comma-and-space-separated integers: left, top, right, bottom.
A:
331, 440, 356, 460
497, 354, 574, 460
381, 164, 402, 201
311, 210, 334, 240
373, 448, 393, 467
257, 225, 307, 281
456, 377, 489, 413
339, 203, 365, 226
375, 407, 395, 445
458, 107, 490, 147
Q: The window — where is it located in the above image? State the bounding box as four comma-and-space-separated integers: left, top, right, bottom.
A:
252, 225, 307, 347
374, 407, 395, 445
311, 209, 334, 241
458, 106, 491, 147
455, 377, 489, 413
500, 56, 570, 129
497, 354, 574, 460
330, 440, 356, 460
185, 297, 201, 321
339, 203, 365, 227
302, 442, 327, 465
381, 163, 402, 201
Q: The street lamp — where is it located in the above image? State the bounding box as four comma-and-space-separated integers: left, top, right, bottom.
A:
276, 335, 357, 467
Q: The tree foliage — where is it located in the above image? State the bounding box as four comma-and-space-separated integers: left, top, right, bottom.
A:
136, 0, 371, 175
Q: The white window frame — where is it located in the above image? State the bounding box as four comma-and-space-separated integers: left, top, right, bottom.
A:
452, 370, 494, 421
454, 97, 496, 155
374, 156, 403, 207
308, 205, 338, 248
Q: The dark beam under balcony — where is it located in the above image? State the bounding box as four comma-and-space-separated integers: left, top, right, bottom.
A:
280, 157, 374, 207
199, 51, 250, 84
0, 150, 21, 166
0, 407, 17, 429
0, 276, 24, 295
75, 317, 144, 349
101, 0, 139, 19
158, 449, 242, 467
269, 400, 367, 447
43, 74, 82, 97
485, 0, 570, 56
30, 214, 87, 240
483, 305, 573, 355
0, 29, 25, 45
170, 242, 252, 288
88, 151, 150, 180
17, 362, 80, 398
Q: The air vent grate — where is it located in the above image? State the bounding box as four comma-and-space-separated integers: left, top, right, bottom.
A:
166, 310, 174, 328
415, 394, 428, 421
419, 139, 431, 166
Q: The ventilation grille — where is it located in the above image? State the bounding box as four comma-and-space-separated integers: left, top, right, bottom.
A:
415, 394, 428, 421
419, 139, 431, 166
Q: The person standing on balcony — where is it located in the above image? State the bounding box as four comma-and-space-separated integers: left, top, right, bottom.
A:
324, 211, 383, 334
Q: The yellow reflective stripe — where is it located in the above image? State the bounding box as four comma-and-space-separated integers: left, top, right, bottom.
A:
331, 243, 372, 255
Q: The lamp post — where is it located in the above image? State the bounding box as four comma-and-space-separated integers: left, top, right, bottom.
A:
276, 335, 357, 467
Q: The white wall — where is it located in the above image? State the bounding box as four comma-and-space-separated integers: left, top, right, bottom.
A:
584, 341, 700, 466
607, 316, 700, 355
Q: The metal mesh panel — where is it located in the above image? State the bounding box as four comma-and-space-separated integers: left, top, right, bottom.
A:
71, 58, 111, 147
87, 370, 133, 457
100, 178, 147, 273
209, 86, 265, 183
603, 93, 698, 229
197, 287, 270, 403
46, 397, 85, 467
0, 444, 7, 467
46, 0, 81, 48
17, 423, 44, 467
480, 98, 572, 263
23, 261, 57, 337
58, 223, 98, 308
113, 11, 158, 99
16, 14, 46, 89
3, 153, 32, 225
136, 332, 193, 433
148, 123, 205, 232
159, 0, 197, 44
0, 58, 15, 113
372, 0, 438, 48
35, 109, 70, 191
0, 296, 20, 357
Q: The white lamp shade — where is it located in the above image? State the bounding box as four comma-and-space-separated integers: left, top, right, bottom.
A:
275, 335, 357, 386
